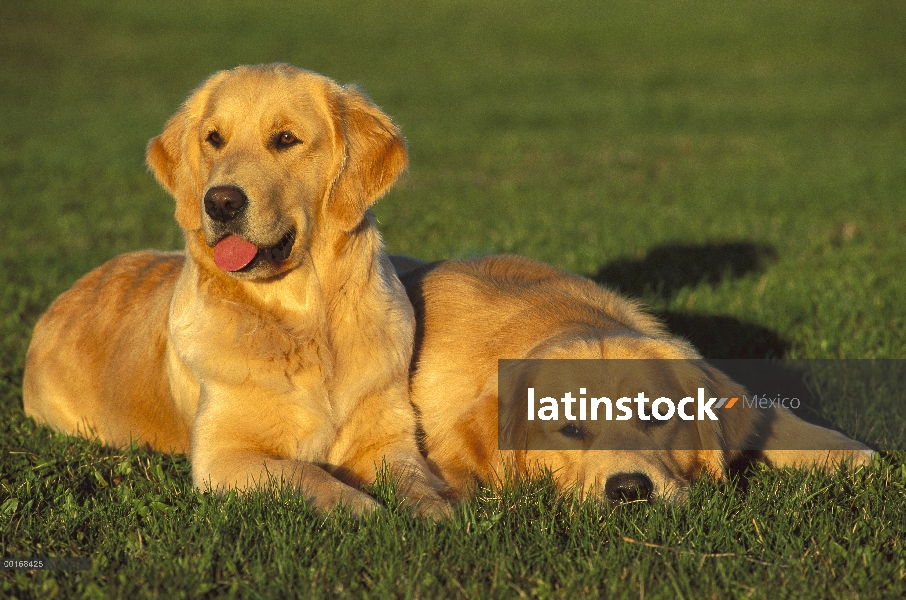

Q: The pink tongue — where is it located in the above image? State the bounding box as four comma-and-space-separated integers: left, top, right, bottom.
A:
213, 235, 259, 272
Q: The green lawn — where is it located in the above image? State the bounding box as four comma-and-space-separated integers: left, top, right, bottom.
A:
2, 0, 905, 597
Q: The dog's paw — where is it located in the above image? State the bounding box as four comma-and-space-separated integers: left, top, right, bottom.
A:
309, 487, 382, 516
827, 448, 876, 469
766, 447, 876, 472
339, 490, 383, 516
407, 495, 453, 520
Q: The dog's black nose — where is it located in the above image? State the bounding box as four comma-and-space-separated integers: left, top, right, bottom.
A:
604, 472, 653, 503
204, 186, 247, 222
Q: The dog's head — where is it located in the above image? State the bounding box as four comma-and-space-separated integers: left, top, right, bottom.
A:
146, 63, 407, 279
496, 334, 757, 503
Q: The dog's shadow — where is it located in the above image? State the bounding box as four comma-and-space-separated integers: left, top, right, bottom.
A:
591, 242, 877, 473
591, 241, 788, 359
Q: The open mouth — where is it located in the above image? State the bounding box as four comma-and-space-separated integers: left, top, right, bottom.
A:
259, 230, 295, 264
212, 230, 296, 273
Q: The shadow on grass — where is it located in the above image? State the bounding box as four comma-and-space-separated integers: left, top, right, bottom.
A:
592, 243, 897, 449
657, 311, 788, 359
592, 241, 788, 359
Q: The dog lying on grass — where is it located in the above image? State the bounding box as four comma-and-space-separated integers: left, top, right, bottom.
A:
22, 64, 872, 513
392, 254, 875, 503
23, 64, 446, 517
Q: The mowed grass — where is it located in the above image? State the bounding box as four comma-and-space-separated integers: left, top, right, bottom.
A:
1, 0, 905, 597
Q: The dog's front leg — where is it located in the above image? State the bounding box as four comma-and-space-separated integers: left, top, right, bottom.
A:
329, 382, 451, 519
756, 407, 875, 471
190, 385, 381, 515
195, 452, 381, 514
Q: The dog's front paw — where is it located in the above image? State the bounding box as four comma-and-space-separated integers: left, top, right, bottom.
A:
828, 448, 876, 469
407, 495, 453, 520
342, 490, 384, 516
766, 447, 877, 472
308, 487, 383, 516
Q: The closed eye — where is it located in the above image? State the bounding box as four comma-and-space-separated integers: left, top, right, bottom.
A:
558, 423, 587, 440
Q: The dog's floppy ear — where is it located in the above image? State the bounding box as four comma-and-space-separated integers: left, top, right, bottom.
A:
146, 107, 201, 231
496, 362, 538, 473
328, 85, 408, 231
694, 363, 761, 478
146, 71, 228, 231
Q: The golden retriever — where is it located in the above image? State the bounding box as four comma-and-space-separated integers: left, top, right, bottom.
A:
23, 64, 447, 516
392, 255, 874, 503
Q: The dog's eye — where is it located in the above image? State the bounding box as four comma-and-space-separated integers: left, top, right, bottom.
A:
206, 131, 224, 149
274, 132, 301, 150
558, 423, 587, 440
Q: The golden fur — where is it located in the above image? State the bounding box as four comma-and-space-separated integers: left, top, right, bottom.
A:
23, 64, 447, 516
392, 255, 874, 502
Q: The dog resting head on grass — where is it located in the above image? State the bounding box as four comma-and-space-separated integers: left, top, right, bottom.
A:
393, 255, 875, 504
23, 64, 448, 517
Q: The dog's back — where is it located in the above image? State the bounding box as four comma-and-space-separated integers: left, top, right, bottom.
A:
401, 254, 691, 379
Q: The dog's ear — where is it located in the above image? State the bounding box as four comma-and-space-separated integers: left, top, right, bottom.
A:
497, 362, 538, 473
328, 85, 408, 231
694, 363, 761, 478
146, 107, 201, 231
146, 71, 228, 231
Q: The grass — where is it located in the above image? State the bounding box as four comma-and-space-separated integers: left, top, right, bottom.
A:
1, 0, 905, 597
